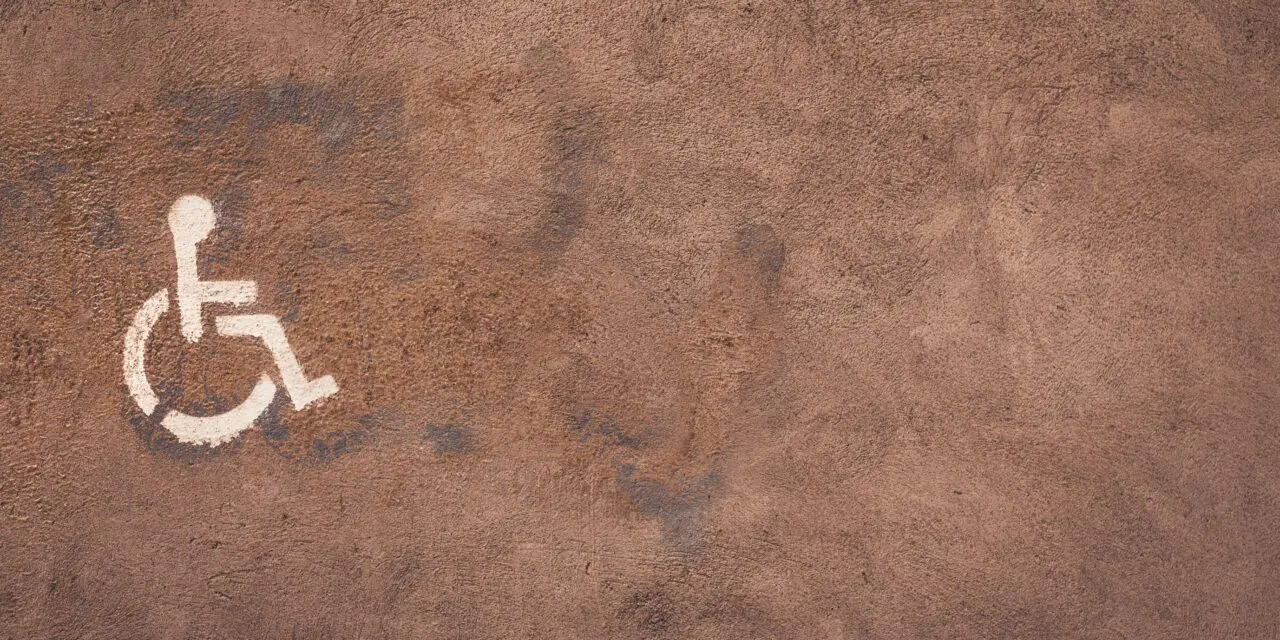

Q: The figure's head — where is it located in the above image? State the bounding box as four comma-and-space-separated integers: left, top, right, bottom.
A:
168, 195, 216, 244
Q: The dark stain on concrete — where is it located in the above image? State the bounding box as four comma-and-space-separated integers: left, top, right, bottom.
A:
1188, 1, 1280, 69
10, 330, 48, 377
0, 187, 19, 257
0, 590, 16, 624
28, 153, 68, 204
0, 177, 23, 224
530, 103, 602, 259
620, 587, 678, 635
309, 429, 366, 461
735, 223, 786, 290
632, 5, 676, 82
388, 264, 426, 284
168, 86, 245, 141
196, 186, 247, 272
83, 204, 124, 251
368, 96, 406, 141
165, 77, 401, 152
615, 463, 720, 550
355, 410, 476, 455
261, 402, 370, 464
129, 373, 365, 463
524, 46, 607, 261
257, 397, 291, 448
262, 79, 359, 149
124, 392, 249, 462
422, 423, 475, 455
306, 231, 357, 264
382, 552, 422, 610
373, 181, 411, 220
355, 408, 404, 431
264, 78, 355, 148
353, 409, 478, 455
270, 282, 302, 324
569, 411, 644, 449
0, 153, 64, 232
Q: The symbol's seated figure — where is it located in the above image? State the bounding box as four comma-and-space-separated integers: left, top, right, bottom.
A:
168, 195, 338, 411
123, 195, 338, 446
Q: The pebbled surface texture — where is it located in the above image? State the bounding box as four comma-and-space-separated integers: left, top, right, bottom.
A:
2, 1, 1280, 637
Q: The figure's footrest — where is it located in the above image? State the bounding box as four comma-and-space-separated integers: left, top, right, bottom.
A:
294, 375, 339, 410
215, 314, 340, 410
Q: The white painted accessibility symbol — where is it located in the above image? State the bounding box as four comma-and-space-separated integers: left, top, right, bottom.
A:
123, 195, 338, 446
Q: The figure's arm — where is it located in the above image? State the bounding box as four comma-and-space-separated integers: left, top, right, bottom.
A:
201, 281, 257, 306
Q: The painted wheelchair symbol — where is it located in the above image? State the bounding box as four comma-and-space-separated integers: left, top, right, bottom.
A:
123, 195, 338, 446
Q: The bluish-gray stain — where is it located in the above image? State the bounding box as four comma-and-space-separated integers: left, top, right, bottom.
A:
10, 330, 47, 375
423, 423, 475, 455
197, 185, 248, 272
85, 204, 124, 250
388, 264, 426, 284
355, 410, 477, 456
272, 282, 302, 324
570, 411, 644, 449
307, 232, 357, 264
261, 401, 370, 464
615, 463, 721, 550
532, 102, 602, 258
258, 398, 290, 445
621, 588, 676, 633
169, 86, 245, 138
736, 223, 786, 279
276, 80, 357, 148
0, 177, 23, 219
29, 153, 68, 203
165, 78, 378, 151
374, 181, 411, 219
127, 382, 366, 464
355, 409, 403, 430
0, 154, 66, 231
310, 429, 366, 461
0, 179, 20, 254
368, 97, 406, 141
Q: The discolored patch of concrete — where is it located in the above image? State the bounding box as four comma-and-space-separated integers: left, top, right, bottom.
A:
614, 463, 720, 551
568, 411, 646, 450
422, 423, 476, 456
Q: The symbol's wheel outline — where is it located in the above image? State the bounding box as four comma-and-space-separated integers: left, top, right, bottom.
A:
123, 289, 278, 446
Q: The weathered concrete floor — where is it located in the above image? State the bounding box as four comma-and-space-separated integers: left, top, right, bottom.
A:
2, 1, 1279, 637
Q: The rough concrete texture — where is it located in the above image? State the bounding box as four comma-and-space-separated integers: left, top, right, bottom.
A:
2, 1, 1279, 638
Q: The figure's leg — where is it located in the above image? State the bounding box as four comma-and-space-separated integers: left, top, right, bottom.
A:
214, 314, 338, 410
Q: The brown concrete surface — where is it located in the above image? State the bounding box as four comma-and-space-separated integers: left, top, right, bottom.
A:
2, 1, 1280, 637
